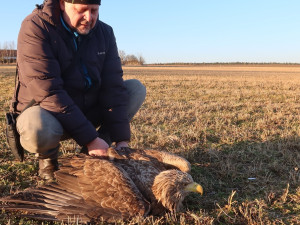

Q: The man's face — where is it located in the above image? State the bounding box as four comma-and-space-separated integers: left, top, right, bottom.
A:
60, 0, 99, 35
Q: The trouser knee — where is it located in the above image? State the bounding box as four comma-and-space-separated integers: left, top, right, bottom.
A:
124, 79, 146, 120
16, 106, 63, 154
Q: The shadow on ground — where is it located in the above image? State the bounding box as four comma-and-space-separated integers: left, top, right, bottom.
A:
184, 136, 300, 223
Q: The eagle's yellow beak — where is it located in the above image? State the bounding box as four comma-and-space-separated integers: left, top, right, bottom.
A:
184, 182, 203, 195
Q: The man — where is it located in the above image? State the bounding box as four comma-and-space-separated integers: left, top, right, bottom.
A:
13, 0, 146, 180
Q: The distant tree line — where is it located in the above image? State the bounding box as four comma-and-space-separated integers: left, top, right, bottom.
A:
118, 50, 145, 65
0, 41, 16, 64
0, 43, 146, 66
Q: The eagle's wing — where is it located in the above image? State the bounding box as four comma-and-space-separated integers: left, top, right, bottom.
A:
0, 184, 98, 223
0, 155, 150, 223
142, 149, 191, 173
58, 156, 150, 219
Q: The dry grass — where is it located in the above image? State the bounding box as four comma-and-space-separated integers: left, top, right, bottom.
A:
0, 65, 299, 224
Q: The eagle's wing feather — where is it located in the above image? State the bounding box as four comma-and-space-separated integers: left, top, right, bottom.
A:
0, 185, 94, 223
142, 149, 191, 173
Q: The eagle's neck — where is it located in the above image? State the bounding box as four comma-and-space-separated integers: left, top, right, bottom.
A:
152, 171, 188, 212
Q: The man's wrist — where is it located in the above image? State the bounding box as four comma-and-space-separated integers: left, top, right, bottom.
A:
87, 137, 109, 151
116, 141, 129, 149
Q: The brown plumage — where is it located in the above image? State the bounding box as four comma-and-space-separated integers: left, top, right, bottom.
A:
0, 148, 203, 223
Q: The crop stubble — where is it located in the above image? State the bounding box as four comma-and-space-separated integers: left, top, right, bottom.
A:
0, 65, 299, 224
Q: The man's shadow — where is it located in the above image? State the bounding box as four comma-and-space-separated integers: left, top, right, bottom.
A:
183, 136, 300, 212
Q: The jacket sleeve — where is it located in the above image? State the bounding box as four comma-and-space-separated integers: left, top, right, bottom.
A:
98, 25, 130, 143
17, 16, 98, 146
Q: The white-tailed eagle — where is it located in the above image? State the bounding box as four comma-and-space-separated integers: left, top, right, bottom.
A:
0, 148, 203, 223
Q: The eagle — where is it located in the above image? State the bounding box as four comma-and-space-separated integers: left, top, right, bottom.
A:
0, 148, 203, 223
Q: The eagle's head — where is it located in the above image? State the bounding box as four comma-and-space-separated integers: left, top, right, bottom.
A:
152, 170, 203, 212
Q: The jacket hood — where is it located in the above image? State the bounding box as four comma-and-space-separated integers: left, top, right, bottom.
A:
35, 0, 61, 26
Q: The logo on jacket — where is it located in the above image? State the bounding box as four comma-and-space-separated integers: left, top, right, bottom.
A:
97, 51, 105, 55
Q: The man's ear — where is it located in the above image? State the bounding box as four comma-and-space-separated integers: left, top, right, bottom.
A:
59, 0, 65, 11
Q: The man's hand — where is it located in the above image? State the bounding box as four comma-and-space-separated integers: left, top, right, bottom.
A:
115, 141, 129, 150
87, 137, 109, 156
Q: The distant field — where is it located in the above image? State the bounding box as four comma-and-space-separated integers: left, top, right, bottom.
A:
124, 65, 300, 72
0, 65, 299, 224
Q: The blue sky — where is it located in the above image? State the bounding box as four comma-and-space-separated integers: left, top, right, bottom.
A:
1, 0, 300, 64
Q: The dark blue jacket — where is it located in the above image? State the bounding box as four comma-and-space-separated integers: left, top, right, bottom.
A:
16, 0, 130, 146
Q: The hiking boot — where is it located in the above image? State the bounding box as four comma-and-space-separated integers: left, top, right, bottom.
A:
38, 147, 59, 180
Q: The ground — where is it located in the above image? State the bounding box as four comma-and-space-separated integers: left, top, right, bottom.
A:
0, 65, 299, 224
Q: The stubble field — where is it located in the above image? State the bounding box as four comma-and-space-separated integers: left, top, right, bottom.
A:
0, 65, 299, 224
